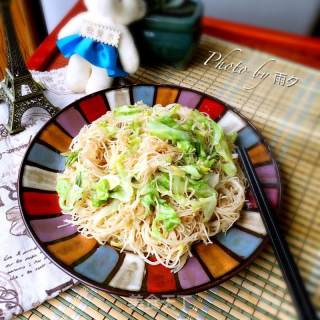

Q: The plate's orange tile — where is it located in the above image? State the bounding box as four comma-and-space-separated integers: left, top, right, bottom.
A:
39, 123, 72, 153
196, 243, 239, 278
47, 234, 97, 266
156, 87, 179, 106
248, 144, 271, 166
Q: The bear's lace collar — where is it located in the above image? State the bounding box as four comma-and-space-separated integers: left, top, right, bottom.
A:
80, 18, 121, 47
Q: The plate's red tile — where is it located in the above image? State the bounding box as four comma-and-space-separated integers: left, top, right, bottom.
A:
246, 190, 258, 210
146, 258, 177, 293
198, 98, 225, 120
22, 192, 61, 216
79, 95, 108, 123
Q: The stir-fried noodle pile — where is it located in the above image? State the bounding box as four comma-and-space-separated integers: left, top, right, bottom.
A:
57, 104, 245, 271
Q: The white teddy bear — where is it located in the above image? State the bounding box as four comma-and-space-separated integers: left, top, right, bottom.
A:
57, 0, 146, 94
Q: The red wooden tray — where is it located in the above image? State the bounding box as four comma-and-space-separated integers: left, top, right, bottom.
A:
27, 1, 320, 71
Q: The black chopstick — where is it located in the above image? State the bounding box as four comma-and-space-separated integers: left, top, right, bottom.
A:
236, 146, 318, 320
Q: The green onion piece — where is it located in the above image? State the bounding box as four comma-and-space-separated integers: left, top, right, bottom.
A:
65, 151, 79, 167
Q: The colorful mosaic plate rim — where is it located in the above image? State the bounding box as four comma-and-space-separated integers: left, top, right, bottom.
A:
18, 84, 281, 298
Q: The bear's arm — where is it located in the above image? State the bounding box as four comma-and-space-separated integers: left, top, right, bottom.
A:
58, 13, 88, 39
118, 28, 140, 74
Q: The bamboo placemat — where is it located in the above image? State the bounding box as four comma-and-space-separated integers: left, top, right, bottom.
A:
17, 35, 320, 320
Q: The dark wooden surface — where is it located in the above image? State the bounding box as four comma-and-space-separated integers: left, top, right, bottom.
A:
0, 0, 46, 77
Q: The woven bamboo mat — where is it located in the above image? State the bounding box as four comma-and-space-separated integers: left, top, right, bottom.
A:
17, 35, 320, 320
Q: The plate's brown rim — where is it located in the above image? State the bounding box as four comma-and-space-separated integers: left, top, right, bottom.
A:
18, 83, 281, 298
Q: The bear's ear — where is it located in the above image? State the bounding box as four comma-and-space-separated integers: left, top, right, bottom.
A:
118, 0, 147, 25
84, 0, 106, 13
84, 0, 121, 16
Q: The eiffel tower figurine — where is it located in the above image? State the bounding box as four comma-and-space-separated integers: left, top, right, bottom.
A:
0, 0, 59, 134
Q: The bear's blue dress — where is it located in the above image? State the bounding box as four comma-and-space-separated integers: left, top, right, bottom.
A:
57, 34, 128, 78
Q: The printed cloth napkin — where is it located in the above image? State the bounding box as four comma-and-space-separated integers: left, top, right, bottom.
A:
0, 69, 85, 320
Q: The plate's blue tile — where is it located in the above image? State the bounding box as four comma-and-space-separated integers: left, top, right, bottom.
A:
216, 228, 262, 258
74, 246, 118, 283
236, 126, 260, 149
27, 143, 65, 171
132, 86, 155, 106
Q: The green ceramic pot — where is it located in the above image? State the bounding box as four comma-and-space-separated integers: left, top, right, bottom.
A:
131, 0, 203, 70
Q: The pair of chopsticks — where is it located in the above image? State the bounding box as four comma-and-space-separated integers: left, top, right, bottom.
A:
236, 146, 318, 320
